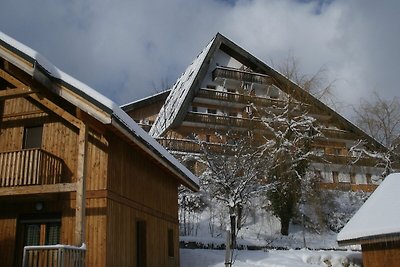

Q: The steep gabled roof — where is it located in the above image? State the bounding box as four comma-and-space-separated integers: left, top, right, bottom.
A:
149, 33, 384, 150
337, 173, 400, 245
121, 89, 170, 113
149, 36, 216, 136
0, 31, 199, 191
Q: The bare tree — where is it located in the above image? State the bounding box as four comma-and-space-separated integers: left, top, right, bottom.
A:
199, 133, 268, 266
253, 96, 322, 235
277, 54, 338, 109
353, 92, 400, 148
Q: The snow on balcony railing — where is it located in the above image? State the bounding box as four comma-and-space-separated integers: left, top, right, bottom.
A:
22, 243, 86, 267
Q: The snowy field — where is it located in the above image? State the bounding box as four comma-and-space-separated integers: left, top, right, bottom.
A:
181, 248, 362, 267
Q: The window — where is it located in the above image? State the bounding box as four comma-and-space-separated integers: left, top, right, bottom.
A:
350, 173, 356, 184
192, 106, 198, 112
136, 220, 147, 267
228, 112, 237, 117
21, 216, 61, 246
205, 135, 211, 142
168, 229, 174, 258
207, 109, 217, 114
332, 171, 339, 183
366, 173, 372, 184
23, 125, 43, 149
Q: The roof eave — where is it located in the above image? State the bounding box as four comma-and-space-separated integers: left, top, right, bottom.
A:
338, 232, 400, 247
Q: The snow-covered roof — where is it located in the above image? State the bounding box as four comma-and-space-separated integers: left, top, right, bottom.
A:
0, 31, 199, 191
149, 36, 215, 137
121, 89, 170, 112
337, 173, 400, 245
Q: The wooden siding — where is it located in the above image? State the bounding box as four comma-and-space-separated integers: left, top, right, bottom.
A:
42, 122, 78, 184
106, 199, 179, 267
362, 241, 400, 267
105, 134, 180, 267
107, 135, 179, 218
0, 216, 16, 267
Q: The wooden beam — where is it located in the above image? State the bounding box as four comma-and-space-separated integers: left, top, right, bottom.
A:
29, 93, 82, 129
0, 183, 76, 196
0, 69, 30, 90
75, 123, 88, 246
0, 87, 35, 100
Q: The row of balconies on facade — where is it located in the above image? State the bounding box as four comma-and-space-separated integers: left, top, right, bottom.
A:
157, 138, 378, 167
183, 112, 354, 141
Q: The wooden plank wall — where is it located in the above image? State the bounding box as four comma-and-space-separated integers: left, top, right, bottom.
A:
107, 135, 178, 218
0, 216, 16, 267
106, 199, 179, 267
362, 241, 400, 267
106, 135, 180, 267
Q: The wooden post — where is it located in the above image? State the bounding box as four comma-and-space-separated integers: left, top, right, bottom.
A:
75, 123, 88, 246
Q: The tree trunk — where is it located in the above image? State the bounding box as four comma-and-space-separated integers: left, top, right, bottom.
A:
280, 216, 290, 236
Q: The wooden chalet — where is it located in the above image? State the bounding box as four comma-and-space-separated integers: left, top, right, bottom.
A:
122, 33, 387, 192
0, 32, 198, 267
337, 173, 400, 267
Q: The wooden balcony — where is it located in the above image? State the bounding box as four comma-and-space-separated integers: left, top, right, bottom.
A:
311, 154, 379, 167
212, 66, 274, 85
196, 88, 284, 106
23, 244, 86, 267
320, 128, 355, 141
184, 112, 258, 129
157, 138, 234, 154
319, 182, 378, 192
195, 89, 322, 118
0, 149, 74, 197
0, 149, 63, 187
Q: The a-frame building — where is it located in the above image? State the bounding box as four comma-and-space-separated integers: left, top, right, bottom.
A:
123, 33, 387, 192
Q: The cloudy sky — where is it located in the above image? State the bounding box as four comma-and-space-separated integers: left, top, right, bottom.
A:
1, 0, 399, 119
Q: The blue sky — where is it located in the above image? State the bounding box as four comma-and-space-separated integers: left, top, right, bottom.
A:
1, 0, 399, 119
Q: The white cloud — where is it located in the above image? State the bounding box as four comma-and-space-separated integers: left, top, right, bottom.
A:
1, 0, 399, 119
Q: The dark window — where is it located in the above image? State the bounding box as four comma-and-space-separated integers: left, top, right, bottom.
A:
192, 106, 198, 112
23, 220, 61, 246
350, 173, 356, 184
207, 109, 217, 114
168, 229, 174, 258
206, 85, 216, 90
332, 171, 339, 183
228, 112, 237, 117
23, 125, 43, 149
136, 220, 147, 267
366, 173, 372, 184
205, 135, 211, 142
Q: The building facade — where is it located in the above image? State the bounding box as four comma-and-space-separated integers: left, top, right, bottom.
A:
123, 33, 387, 192
0, 32, 198, 267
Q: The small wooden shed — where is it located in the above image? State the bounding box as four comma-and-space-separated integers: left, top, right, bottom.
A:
0, 32, 198, 267
337, 173, 400, 267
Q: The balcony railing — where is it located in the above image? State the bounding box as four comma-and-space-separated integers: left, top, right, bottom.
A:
212, 66, 274, 85
320, 128, 355, 140
157, 138, 235, 154
311, 154, 378, 167
195, 89, 317, 115
22, 244, 86, 267
185, 112, 256, 129
0, 149, 63, 187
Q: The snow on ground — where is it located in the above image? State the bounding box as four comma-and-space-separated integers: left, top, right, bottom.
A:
181, 249, 362, 267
